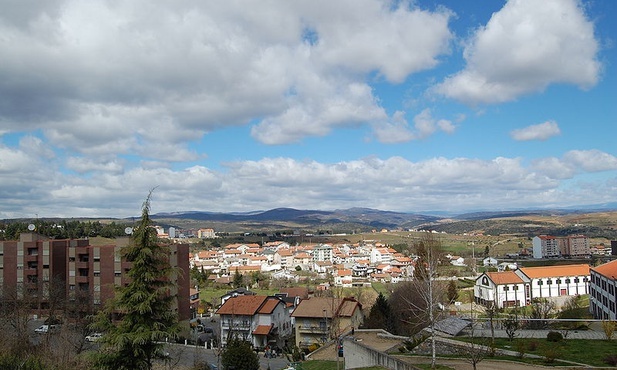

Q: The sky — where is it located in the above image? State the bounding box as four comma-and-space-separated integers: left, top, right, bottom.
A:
0, 0, 616, 219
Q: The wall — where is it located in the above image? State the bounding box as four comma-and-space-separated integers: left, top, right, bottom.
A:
342, 338, 419, 370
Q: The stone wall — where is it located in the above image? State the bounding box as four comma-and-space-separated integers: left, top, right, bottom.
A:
342, 338, 420, 370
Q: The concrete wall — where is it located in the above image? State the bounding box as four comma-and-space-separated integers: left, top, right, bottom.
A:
342, 338, 419, 370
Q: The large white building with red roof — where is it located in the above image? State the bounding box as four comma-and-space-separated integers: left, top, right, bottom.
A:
475, 264, 590, 308
589, 259, 617, 320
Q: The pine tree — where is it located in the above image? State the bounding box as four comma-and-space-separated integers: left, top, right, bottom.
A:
364, 292, 397, 334
91, 192, 180, 370
221, 336, 260, 370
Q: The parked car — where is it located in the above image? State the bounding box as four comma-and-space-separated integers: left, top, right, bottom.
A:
35, 324, 59, 334
85, 333, 103, 342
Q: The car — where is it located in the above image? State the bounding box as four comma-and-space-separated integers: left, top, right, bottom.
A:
35, 324, 59, 334
85, 333, 103, 342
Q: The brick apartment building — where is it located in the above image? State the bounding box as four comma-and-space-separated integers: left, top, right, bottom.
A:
0, 232, 191, 321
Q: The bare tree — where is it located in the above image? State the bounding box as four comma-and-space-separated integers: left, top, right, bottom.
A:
391, 234, 447, 369
456, 295, 491, 370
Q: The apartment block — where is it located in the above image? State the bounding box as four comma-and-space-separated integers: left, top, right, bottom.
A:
589, 259, 617, 320
0, 233, 191, 320
533, 235, 590, 258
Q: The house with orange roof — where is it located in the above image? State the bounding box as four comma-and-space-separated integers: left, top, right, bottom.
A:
334, 269, 353, 287
290, 296, 363, 349
216, 295, 291, 349
475, 271, 528, 308
515, 264, 590, 299
292, 252, 312, 267
589, 259, 617, 320
274, 249, 294, 269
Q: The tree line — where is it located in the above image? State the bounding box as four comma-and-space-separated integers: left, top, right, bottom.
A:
0, 219, 132, 240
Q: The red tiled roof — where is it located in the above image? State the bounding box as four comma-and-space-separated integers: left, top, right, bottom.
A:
485, 271, 524, 285
216, 295, 267, 315
258, 298, 280, 314
253, 324, 272, 335
592, 259, 617, 279
519, 264, 590, 279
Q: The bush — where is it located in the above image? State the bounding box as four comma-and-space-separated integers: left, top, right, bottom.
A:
527, 340, 539, 351
542, 346, 561, 363
547, 331, 563, 342
515, 340, 527, 358
603, 354, 617, 366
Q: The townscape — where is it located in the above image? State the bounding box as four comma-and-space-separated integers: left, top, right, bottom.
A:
1, 207, 616, 369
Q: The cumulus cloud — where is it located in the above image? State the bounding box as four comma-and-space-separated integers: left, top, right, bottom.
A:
510, 120, 561, 141
371, 109, 456, 143
434, 0, 600, 105
0, 0, 453, 154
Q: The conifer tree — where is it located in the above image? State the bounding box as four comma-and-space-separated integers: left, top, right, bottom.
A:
91, 192, 180, 370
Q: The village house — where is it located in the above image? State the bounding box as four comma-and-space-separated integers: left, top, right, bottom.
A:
216, 294, 292, 349
290, 297, 363, 349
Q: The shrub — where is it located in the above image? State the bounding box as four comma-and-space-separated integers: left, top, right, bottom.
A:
603, 354, 617, 366
527, 340, 539, 351
542, 347, 561, 363
546, 331, 563, 342
515, 340, 527, 358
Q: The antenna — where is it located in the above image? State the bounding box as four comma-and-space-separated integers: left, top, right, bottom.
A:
124, 227, 133, 235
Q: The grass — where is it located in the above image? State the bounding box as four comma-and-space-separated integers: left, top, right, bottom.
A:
456, 337, 617, 367
301, 360, 391, 370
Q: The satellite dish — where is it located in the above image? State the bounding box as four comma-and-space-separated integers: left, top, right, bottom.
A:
124, 227, 133, 235
28, 224, 36, 231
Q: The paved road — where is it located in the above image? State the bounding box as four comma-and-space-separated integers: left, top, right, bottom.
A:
161, 343, 292, 370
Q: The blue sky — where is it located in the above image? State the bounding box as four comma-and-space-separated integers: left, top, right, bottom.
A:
0, 0, 615, 218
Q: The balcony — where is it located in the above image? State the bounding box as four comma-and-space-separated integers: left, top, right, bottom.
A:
297, 324, 328, 334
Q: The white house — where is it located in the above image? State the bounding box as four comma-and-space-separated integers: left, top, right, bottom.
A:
474, 271, 529, 308
482, 257, 498, 267
589, 259, 617, 320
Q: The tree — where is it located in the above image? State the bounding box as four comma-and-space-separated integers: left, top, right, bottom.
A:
447, 280, 458, 304
91, 192, 180, 370
526, 298, 555, 329
390, 234, 446, 369
221, 337, 260, 370
363, 293, 396, 334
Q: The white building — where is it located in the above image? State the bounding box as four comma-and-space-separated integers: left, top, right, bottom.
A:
532, 235, 560, 258
312, 244, 333, 263
589, 259, 617, 320
475, 271, 528, 308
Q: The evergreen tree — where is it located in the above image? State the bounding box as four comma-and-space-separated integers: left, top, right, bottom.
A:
91, 193, 180, 370
221, 337, 260, 370
447, 280, 458, 303
364, 292, 396, 334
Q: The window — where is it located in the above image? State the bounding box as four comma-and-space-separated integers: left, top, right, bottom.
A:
503, 286, 509, 291
574, 278, 580, 283
556, 279, 562, 284
538, 281, 543, 286
565, 278, 571, 284
547, 279, 552, 285
513, 285, 519, 291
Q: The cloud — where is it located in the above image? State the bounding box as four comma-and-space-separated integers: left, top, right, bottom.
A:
0, 0, 454, 155
371, 109, 456, 143
532, 150, 617, 178
434, 0, 600, 105
510, 120, 561, 141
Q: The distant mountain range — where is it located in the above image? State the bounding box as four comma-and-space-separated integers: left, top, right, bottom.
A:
151, 204, 617, 234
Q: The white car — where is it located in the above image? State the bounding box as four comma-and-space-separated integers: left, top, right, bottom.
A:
85, 333, 103, 342
35, 324, 59, 334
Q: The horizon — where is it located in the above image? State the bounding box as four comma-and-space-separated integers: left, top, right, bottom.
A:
1, 0, 616, 219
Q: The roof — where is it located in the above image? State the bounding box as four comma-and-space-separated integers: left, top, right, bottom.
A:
280, 287, 309, 299
518, 264, 590, 279
257, 297, 281, 314
292, 297, 340, 318
216, 295, 267, 316
252, 324, 273, 335
592, 259, 617, 280
291, 297, 360, 318
485, 271, 524, 285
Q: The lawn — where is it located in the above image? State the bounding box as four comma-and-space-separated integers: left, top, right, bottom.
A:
456, 337, 617, 367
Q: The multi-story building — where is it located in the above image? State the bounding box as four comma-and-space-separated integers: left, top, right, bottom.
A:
216, 295, 291, 349
0, 232, 191, 320
589, 259, 617, 320
532, 235, 560, 258
312, 244, 333, 263
291, 296, 363, 349
532, 234, 590, 258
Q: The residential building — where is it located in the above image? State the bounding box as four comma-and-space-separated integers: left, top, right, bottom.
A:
0, 232, 191, 320
291, 297, 363, 349
532, 235, 560, 258
312, 245, 333, 263
589, 259, 617, 320
216, 295, 291, 349
197, 228, 216, 239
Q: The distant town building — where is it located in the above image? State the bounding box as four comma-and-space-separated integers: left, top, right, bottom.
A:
197, 228, 216, 239
532, 235, 590, 258
169, 227, 176, 238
